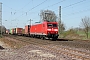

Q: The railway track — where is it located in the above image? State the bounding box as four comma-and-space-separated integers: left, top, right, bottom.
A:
4, 34, 90, 60
41, 45, 90, 60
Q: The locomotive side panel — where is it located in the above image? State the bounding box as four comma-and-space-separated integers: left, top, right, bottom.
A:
30, 25, 36, 35
30, 23, 46, 35
36, 24, 43, 35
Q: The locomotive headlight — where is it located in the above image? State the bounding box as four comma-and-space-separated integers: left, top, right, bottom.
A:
54, 29, 58, 31
47, 29, 51, 31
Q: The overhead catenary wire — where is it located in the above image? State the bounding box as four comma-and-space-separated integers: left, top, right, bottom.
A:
30, 0, 87, 19
63, 8, 90, 17
53, 0, 87, 12
28, 0, 47, 12
44, 0, 66, 9
21, 0, 33, 10
9, 0, 48, 28
33, 0, 88, 21
6, 0, 88, 21
3, 0, 33, 13
3, 0, 33, 21
3, 0, 87, 20
60, 0, 89, 17
62, 0, 87, 9
3, 0, 89, 25
31, 0, 67, 19
52, 0, 87, 18
12, 0, 67, 21
5, 0, 66, 21
13, 0, 48, 20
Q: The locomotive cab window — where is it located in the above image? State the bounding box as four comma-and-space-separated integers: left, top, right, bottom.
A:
47, 24, 57, 27
53, 24, 57, 27
47, 24, 52, 27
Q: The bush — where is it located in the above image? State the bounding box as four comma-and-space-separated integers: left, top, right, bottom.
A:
60, 29, 80, 39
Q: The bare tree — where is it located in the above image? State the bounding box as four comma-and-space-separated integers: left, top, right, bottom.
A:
40, 10, 57, 22
81, 17, 90, 38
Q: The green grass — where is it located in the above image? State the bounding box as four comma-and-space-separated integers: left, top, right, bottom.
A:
59, 30, 90, 40
77, 31, 90, 39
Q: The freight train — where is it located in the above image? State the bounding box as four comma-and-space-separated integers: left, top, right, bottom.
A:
6, 21, 59, 40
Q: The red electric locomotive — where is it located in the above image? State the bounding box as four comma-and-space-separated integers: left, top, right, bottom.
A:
30, 21, 59, 40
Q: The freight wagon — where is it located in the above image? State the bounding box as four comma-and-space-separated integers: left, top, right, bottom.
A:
22, 29, 25, 36
9, 28, 23, 35
16, 28, 23, 35
25, 25, 30, 36
10, 28, 14, 34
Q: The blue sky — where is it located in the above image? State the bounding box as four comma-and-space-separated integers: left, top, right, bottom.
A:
0, 0, 90, 30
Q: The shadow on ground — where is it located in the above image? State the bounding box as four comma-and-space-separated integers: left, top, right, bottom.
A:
57, 38, 73, 41
0, 46, 4, 50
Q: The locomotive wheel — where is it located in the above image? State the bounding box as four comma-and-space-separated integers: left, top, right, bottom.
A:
41, 36, 45, 40
42, 37, 45, 40
52, 37, 57, 41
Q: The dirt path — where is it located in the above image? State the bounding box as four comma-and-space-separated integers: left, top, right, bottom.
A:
0, 37, 70, 60
1, 36, 90, 60
0, 39, 10, 49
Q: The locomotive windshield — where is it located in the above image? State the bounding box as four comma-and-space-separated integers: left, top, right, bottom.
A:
47, 24, 57, 27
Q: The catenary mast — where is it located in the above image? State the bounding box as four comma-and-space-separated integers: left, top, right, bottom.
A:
59, 6, 61, 34
0, 2, 2, 37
